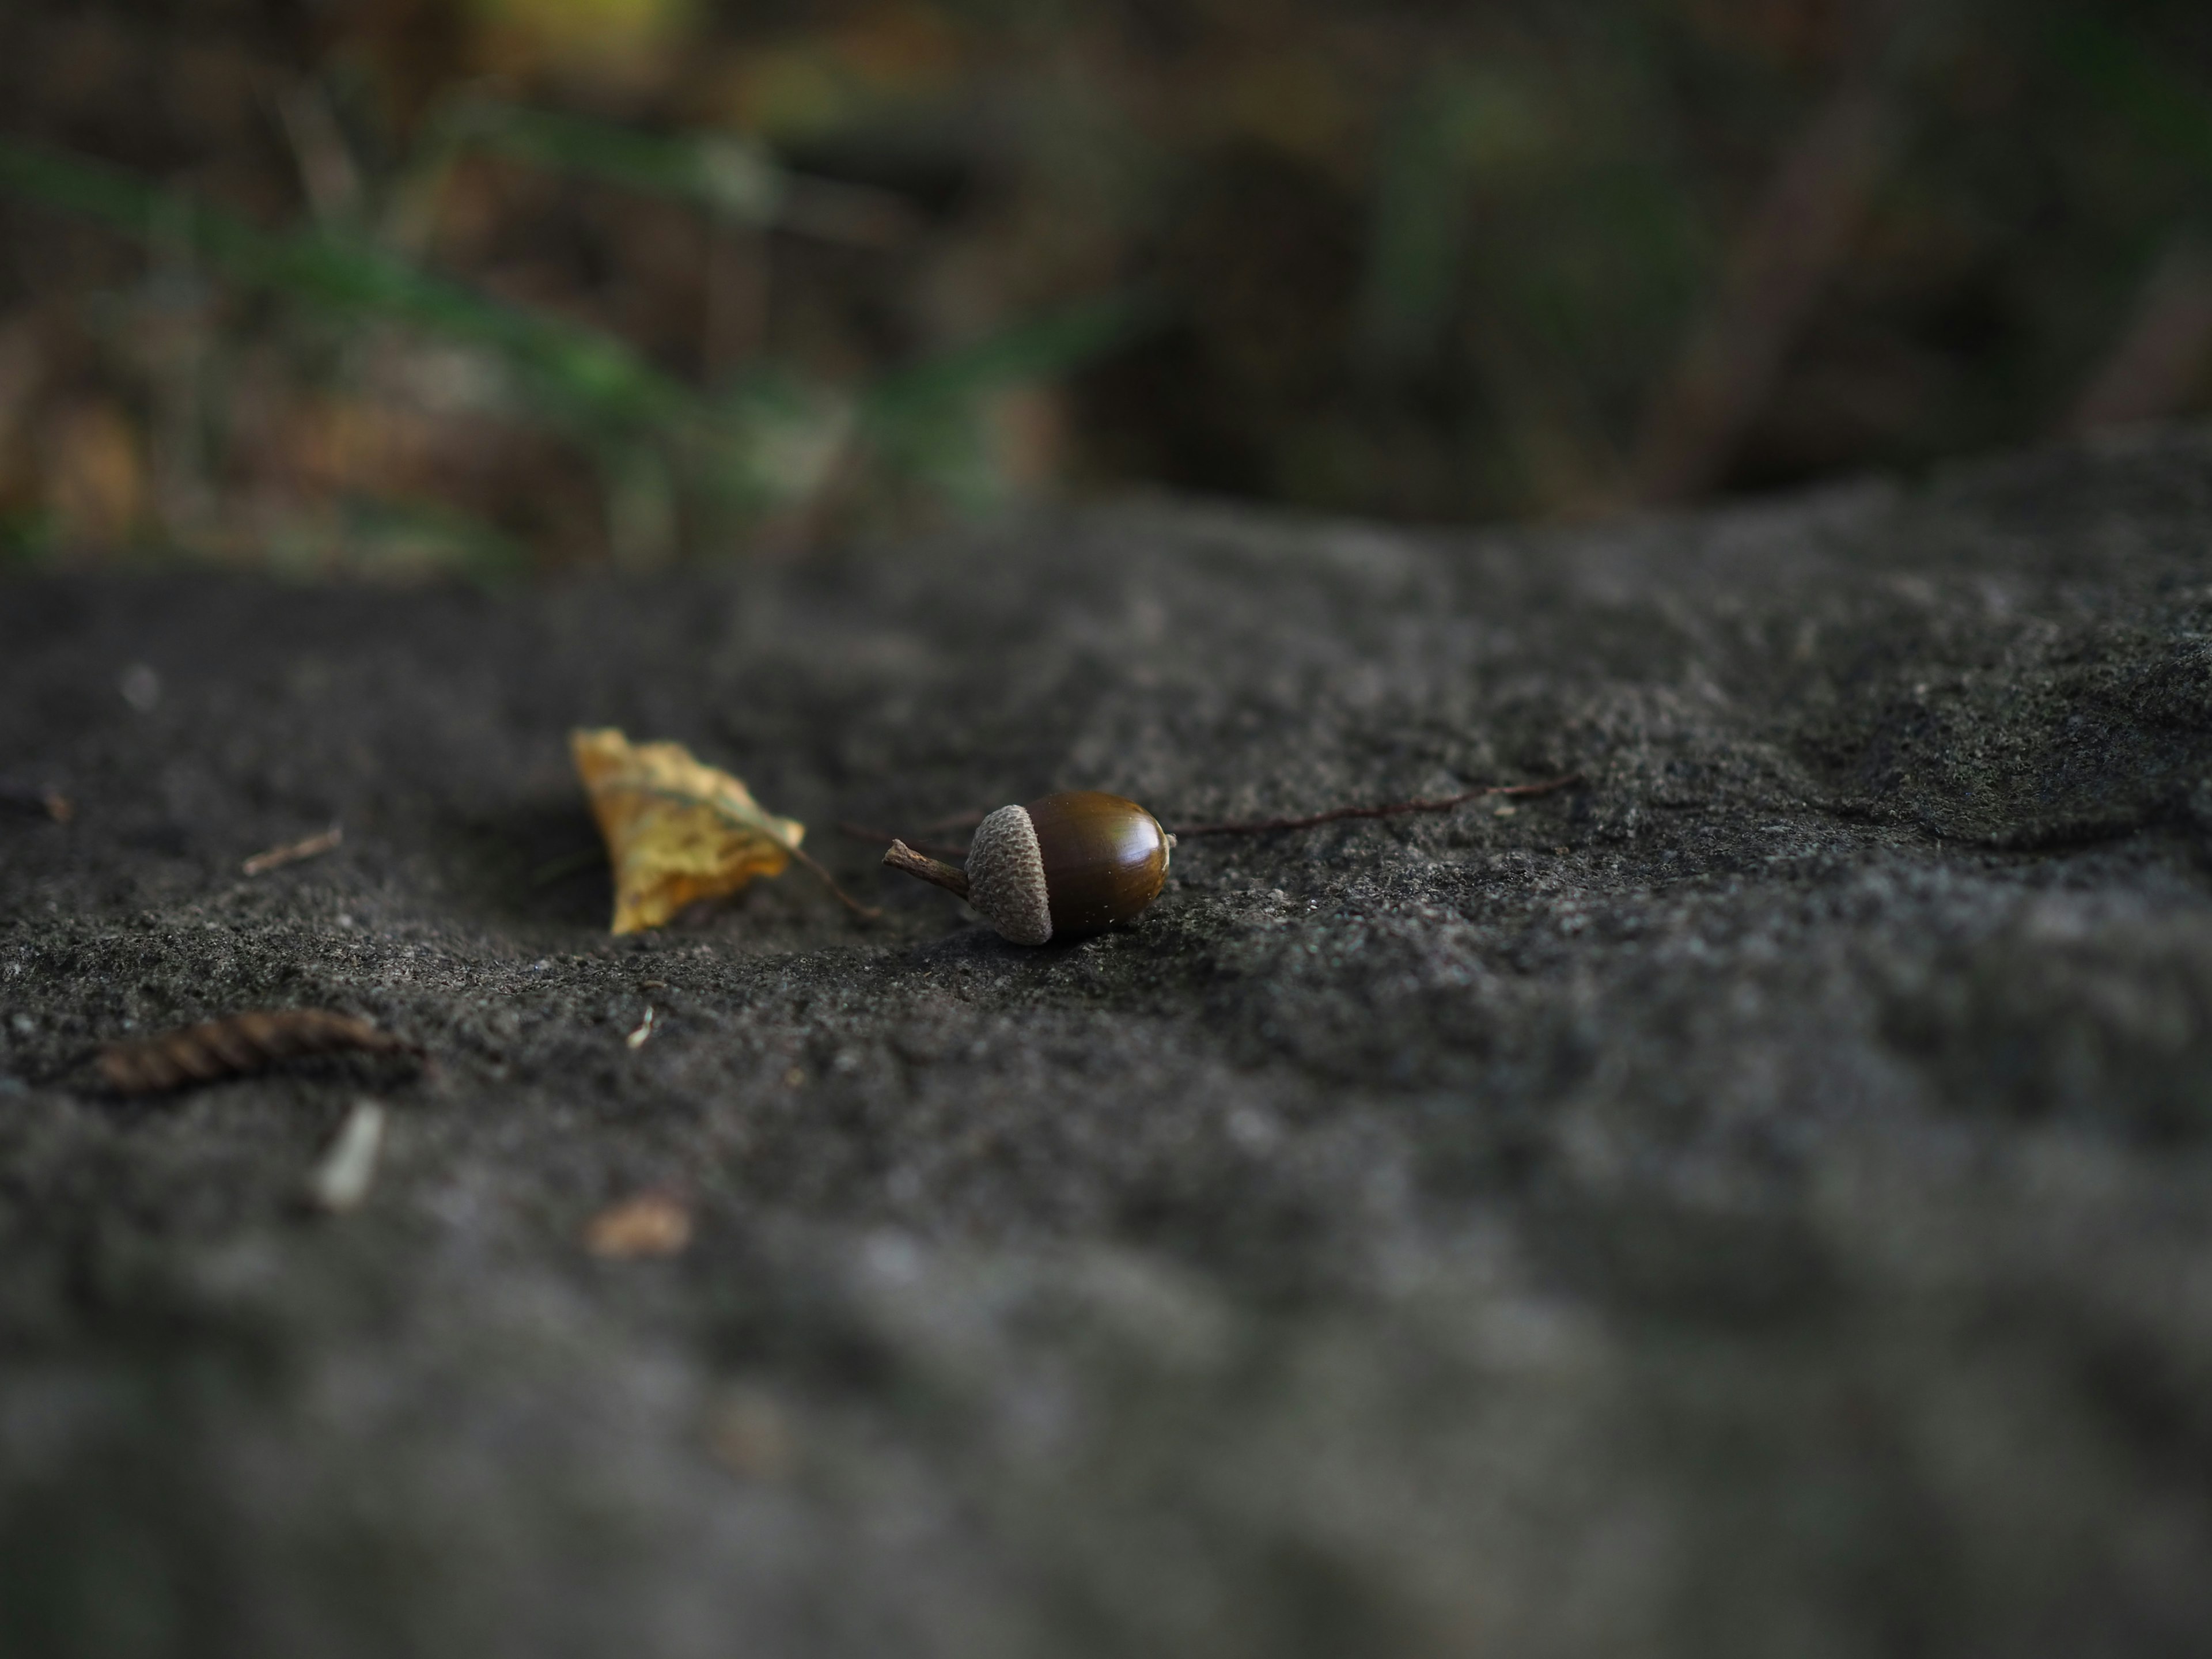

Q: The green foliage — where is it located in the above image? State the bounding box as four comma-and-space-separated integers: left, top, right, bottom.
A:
414, 100, 788, 227
861, 290, 1160, 506
0, 113, 1150, 567
2067, 18, 2212, 190
0, 138, 688, 438
1357, 69, 1552, 368
0, 508, 55, 569
3, 1, 2206, 560
334, 496, 536, 588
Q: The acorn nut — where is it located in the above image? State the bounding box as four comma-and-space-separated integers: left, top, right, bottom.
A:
881, 791, 1175, 945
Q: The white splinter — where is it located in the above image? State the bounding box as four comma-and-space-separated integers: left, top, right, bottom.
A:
307, 1099, 387, 1213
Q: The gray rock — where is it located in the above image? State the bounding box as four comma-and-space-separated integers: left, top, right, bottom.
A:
5, 429, 2212, 1657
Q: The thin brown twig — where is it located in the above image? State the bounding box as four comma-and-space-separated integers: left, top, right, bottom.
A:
1168, 773, 1582, 838
786, 839, 883, 919
882, 839, 971, 900
242, 822, 343, 876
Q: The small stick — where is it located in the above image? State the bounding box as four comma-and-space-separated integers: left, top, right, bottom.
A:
243, 823, 343, 876
1169, 773, 1582, 838
882, 840, 971, 901
785, 841, 882, 919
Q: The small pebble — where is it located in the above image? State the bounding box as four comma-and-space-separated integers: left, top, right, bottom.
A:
707, 1386, 796, 1482
119, 664, 161, 712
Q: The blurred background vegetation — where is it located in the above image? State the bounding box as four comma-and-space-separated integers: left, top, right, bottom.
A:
1, 0, 2209, 577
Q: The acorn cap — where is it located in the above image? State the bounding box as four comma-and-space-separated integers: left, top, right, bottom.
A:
964, 803, 1053, 945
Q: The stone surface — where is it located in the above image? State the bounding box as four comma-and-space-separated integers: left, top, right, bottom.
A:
5, 430, 2212, 1656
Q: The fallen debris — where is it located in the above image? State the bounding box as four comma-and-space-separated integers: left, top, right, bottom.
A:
572, 726, 876, 932
98, 1010, 423, 1094
584, 1192, 692, 1258
304, 1099, 387, 1213
243, 823, 343, 876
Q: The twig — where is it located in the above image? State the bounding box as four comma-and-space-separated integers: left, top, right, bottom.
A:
786, 840, 882, 920
882, 840, 971, 900
856, 777, 1582, 857
242, 822, 342, 876
836, 821, 974, 861
1169, 773, 1582, 838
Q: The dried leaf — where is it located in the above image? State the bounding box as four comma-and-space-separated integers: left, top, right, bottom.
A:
584, 1192, 693, 1257
571, 727, 805, 934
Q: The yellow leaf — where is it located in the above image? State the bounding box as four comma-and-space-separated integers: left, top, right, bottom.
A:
571, 727, 805, 934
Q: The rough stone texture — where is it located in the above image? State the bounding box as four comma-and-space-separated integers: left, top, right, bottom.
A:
6, 430, 2212, 1657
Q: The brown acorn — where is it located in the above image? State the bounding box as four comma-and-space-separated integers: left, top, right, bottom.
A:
882, 790, 1174, 945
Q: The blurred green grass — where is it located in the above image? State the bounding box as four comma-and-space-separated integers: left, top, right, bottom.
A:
0, 0, 2207, 573
0, 116, 1150, 570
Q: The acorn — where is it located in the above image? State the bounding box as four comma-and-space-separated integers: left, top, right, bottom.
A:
881, 791, 1175, 945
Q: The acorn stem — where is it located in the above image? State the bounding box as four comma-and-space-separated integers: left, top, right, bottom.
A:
882, 839, 971, 900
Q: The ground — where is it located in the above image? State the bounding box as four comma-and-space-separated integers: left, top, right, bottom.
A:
5, 430, 2212, 1657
